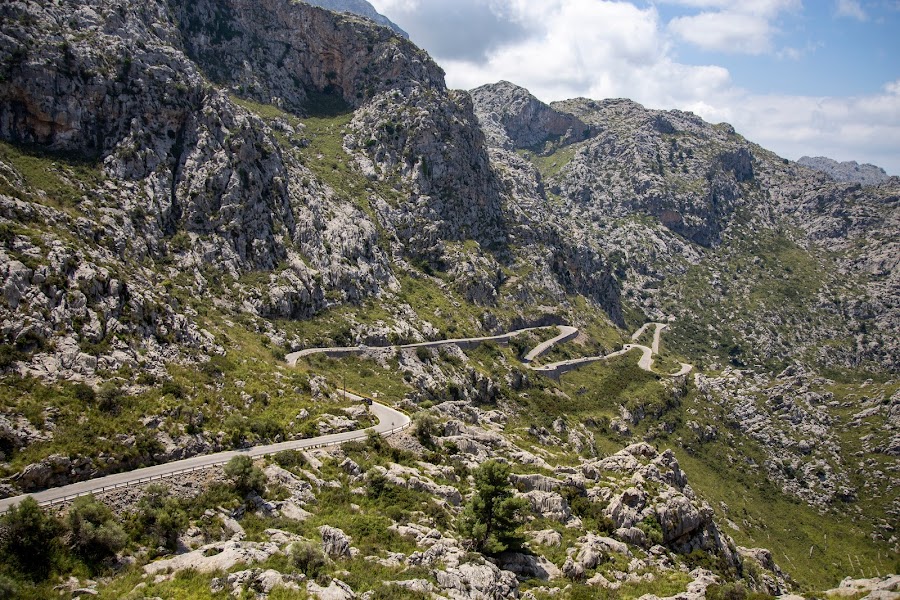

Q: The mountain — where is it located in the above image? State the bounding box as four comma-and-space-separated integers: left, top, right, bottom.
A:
301, 0, 409, 38
798, 155, 890, 186
0, 1, 896, 598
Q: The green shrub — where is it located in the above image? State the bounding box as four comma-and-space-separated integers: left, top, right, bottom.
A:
273, 449, 306, 470
370, 585, 431, 600
0, 344, 23, 369
412, 413, 439, 449
707, 582, 748, 600
0, 497, 63, 580
224, 455, 267, 496
96, 382, 124, 414
248, 415, 283, 440
0, 574, 20, 599
637, 515, 663, 546
66, 495, 126, 564
128, 484, 187, 553
561, 487, 615, 534
160, 380, 185, 399
72, 383, 96, 403
289, 541, 327, 579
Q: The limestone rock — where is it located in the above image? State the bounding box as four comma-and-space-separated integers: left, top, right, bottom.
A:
319, 525, 354, 559
143, 540, 280, 576
435, 561, 519, 599
307, 578, 357, 600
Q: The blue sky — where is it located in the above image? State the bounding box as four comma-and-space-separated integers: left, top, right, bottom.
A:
654, 0, 899, 96
369, 0, 900, 174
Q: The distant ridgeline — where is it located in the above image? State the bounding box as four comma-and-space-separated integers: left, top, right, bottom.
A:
798, 155, 890, 186
301, 0, 409, 37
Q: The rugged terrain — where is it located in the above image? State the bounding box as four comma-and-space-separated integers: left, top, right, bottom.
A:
0, 0, 897, 598
798, 156, 890, 186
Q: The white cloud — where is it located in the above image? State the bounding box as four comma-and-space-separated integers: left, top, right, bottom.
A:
368, 0, 420, 12
835, 0, 869, 20
668, 12, 773, 54
441, 0, 729, 104
665, 0, 801, 54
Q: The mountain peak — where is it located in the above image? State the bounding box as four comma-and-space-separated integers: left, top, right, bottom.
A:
470, 81, 591, 151
300, 0, 408, 38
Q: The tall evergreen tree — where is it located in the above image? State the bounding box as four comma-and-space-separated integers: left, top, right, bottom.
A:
458, 460, 529, 554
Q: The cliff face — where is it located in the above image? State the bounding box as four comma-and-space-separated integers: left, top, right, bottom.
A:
301, 0, 409, 39
471, 81, 591, 151
171, 0, 434, 115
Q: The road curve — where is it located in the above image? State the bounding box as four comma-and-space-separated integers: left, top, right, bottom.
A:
286, 328, 547, 367
0, 400, 409, 513
3, 322, 689, 512
523, 326, 579, 363
528, 325, 691, 378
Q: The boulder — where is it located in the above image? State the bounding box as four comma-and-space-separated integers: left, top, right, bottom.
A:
144, 541, 279, 576
522, 490, 571, 522
615, 527, 648, 547
497, 552, 562, 581
435, 561, 519, 599
306, 578, 356, 600
319, 525, 353, 559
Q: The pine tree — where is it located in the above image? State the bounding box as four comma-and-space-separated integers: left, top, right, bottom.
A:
458, 460, 529, 554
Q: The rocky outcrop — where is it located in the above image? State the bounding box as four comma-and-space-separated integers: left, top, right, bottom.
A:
435, 560, 519, 600
319, 525, 354, 558
210, 568, 304, 597
471, 81, 590, 151
582, 443, 739, 566
824, 575, 900, 598
144, 540, 280, 575
798, 156, 890, 186
496, 552, 562, 581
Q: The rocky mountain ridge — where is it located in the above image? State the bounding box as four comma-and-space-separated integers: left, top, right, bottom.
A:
301, 0, 409, 38
798, 155, 890, 186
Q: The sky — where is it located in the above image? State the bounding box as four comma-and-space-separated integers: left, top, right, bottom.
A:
367, 0, 900, 174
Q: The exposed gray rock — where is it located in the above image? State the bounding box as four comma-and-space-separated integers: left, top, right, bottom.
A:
824, 575, 900, 598
798, 156, 890, 186
497, 552, 562, 581
521, 490, 571, 523
435, 560, 519, 600
307, 578, 357, 599
319, 525, 354, 559
471, 81, 590, 151
211, 568, 304, 597
143, 540, 280, 576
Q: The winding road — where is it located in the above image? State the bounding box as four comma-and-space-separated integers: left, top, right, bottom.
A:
1, 321, 690, 513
